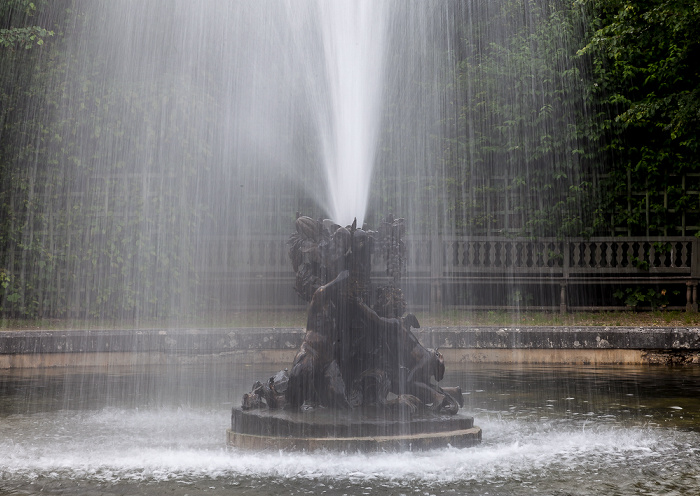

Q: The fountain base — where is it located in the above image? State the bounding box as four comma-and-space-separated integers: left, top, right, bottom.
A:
228, 407, 481, 450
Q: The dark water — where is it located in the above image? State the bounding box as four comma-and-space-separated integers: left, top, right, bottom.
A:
1, 361, 700, 495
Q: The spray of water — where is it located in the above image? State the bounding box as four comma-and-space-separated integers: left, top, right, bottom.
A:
301, 1, 388, 226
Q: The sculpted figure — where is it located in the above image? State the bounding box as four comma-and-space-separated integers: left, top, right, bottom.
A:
241, 214, 463, 416
242, 369, 289, 410
351, 296, 461, 414
286, 269, 352, 409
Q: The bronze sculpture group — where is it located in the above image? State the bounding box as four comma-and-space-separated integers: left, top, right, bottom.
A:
242, 214, 463, 416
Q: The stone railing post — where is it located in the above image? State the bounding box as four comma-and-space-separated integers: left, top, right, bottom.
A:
560, 240, 570, 314
430, 234, 443, 313
686, 282, 694, 312
691, 238, 700, 312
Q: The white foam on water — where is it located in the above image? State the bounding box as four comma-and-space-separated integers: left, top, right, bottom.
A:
1, 408, 697, 485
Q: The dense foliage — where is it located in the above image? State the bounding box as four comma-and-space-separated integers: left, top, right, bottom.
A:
1, 2, 212, 318
439, 0, 597, 238
1, 0, 699, 317
0, 1, 54, 49
416, 0, 700, 238
583, 0, 700, 236
0, 0, 63, 315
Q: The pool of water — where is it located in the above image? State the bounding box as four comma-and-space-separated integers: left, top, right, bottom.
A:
1, 361, 700, 495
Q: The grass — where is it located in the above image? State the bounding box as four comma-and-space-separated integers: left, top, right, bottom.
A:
0, 310, 308, 331
2, 309, 700, 331
415, 309, 700, 327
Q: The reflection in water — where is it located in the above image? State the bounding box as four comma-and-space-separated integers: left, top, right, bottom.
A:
1, 362, 700, 495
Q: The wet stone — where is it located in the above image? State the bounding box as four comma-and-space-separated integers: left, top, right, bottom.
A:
229, 407, 481, 451
232, 407, 474, 438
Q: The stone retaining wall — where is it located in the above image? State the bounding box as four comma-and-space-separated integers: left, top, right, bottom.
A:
1, 327, 699, 368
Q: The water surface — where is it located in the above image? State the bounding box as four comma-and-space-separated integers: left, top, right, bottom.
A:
1, 362, 699, 495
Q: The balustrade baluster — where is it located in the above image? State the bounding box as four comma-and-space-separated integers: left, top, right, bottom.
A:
647, 243, 657, 268
669, 242, 676, 268
572, 243, 581, 268
558, 241, 565, 267
681, 241, 689, 267
615, 242, 623, 268
637, 242, 646, 267
467, 241, 475, 266
528, 242, 536, 267
541, 243, 548, 267
656, 245, 667, 267
476, 241, 485, 267
448, 241, 457, 269
487, 241, 495, 267
626, 242, 634, 268
583, 242, 592, 267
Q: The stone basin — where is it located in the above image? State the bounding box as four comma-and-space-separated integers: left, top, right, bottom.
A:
228, 407, 481, 451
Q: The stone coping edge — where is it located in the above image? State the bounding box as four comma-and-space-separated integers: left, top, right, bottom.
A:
1, 326, 700, 355
226, 426, 482, 451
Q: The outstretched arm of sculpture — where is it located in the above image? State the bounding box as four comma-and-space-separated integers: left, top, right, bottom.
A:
353, 295, 402, 328
306, 270, 350, 321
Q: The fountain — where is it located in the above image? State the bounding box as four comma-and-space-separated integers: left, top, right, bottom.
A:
230, 215, 480, 449
3, 1, 700, 494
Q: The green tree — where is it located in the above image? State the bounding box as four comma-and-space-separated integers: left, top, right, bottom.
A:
582, 0, 700, 236
443, 0, 597, 238
0, 0, 62, 316
0, 1, 54, 49
1, 2, 215, 319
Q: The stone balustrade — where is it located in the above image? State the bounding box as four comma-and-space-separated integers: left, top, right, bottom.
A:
200, 236, 699, 312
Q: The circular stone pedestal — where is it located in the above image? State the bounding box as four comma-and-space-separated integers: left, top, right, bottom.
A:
228, 407, 481, 451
